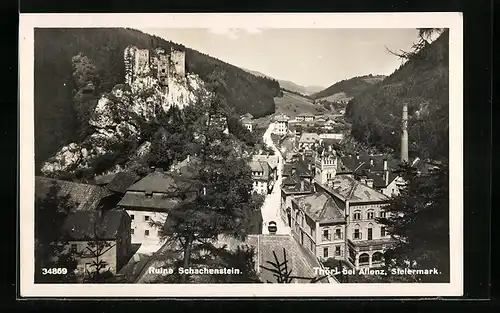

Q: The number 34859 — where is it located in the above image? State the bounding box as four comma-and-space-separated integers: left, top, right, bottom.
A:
41, 268, 68, 275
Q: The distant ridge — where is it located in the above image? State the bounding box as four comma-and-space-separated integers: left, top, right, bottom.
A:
310, 74, 386, 102
243, 68, 324, 96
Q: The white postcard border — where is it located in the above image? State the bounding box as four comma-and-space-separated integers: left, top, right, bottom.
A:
19, 12, 463, 297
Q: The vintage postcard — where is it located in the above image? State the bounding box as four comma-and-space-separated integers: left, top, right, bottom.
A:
19, 12, 463, 297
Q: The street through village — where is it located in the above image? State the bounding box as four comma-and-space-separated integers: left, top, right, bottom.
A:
260, 122, 291, 235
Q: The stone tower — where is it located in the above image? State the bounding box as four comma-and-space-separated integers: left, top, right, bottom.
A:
134, 49, 150, 76
170, 48, 186, 77
401, 103, 409, 163
155, 48, 169, 87
124, 46, 138, 85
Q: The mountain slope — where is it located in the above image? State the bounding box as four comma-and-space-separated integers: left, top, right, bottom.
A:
35, 28, 280, 171
310, 74, 386, 102
345, 30, 449, 160
244, 69, 323, 95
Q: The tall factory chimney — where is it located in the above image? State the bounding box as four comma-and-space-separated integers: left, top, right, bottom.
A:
400, 103, 409, 163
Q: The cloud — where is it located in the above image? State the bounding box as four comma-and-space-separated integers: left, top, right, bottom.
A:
207, 27, 263, 39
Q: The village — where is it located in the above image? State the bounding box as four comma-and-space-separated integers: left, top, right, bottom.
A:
34, 43, 436, 284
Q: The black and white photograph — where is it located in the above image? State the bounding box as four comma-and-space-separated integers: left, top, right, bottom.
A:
19, 13, 463, 297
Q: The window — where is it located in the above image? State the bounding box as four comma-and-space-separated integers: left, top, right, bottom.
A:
353, 211, 361, 220
322, 229, 330, 241
367, 211, 375, 219
144, 230, 150, 236
161, 68, 166, 73
380, 211, 387, 218
144, 216, 150, 221
130, 214, 134, 220
381, 227, 387, 237
323, 247, 329, 258
145, 191, 153, 198
368, 228, 373, 240
70, 244, 77, 253
335, 228, 342, 239
131, 229, 134, 235
335, 246, 341, 256
157, 230, 162, 237
353, 228, 361, 240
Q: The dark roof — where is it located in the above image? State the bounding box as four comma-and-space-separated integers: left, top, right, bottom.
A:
126, 170, 177, 193
340, 154, 400, 174
361, 170, 399, 188
250, 160, 270, 181
96, 172, 139, 193
326, 175, 389, 202
246, 234, 329, 283
35, 176, 113, 212
292, 192, 345, 223
118, 191, 180, 211
297, 113, 315, 117
281, 174, 315, 194
61, 210, 126, 240
282, 160, 313, 178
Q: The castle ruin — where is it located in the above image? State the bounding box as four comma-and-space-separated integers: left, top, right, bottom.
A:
124, 45, 186, 87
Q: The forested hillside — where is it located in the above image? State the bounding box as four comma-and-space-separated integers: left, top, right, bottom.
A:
345, 30, 449, 161
35, 28, 280, 170
310, 74, 386, 101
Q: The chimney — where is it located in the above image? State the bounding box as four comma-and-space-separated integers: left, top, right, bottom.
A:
291, 167, 297, 176
356, 153, 359, 160
401, 103, 409, 163
370, 158, 374, 166
383, 159, 388, 171
186, 155, 190, 163
385, 170, 390, 186
150, 165, 155, 172
300, 180, 305, 191
366, 178, 374, 188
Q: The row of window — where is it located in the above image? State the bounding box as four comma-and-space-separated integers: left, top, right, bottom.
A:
352, 210, 386, 221
131, 229, 162, 237
322, 228, 342, 241
323, 245, 342, 258
130, 214, 152, 222
352, 227, 387, 240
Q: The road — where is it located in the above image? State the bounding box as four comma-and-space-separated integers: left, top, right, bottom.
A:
260, 122, 291, 235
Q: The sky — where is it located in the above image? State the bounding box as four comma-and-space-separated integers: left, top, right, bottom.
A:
140, 28, 420, 89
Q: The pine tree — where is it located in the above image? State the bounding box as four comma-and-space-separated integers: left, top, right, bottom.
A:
157, 87, 262, 283
378, 162, 449, 283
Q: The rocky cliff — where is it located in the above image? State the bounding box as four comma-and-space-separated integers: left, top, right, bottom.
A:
41, 72, 207, 177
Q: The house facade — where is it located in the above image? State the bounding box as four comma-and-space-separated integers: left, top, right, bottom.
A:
250, 160, 273, 195
273, 114, 289, 135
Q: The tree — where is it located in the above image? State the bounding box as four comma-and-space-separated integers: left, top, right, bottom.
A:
35, 182, 78, 283
378, 162, 449, 283
81, 226, 116, 283
156, 90, 262, 283
71, 52, 100, 140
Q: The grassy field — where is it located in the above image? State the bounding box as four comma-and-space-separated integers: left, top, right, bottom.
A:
253, 90, 330, 128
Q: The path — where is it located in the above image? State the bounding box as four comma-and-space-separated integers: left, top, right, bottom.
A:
260, 122, 290, 235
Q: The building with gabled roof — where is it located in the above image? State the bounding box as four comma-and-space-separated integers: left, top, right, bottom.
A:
273, 113, 289, 135
117, 167, 182, 254
315, 176, 395, 269
287, 191, 347, 262
250, 159, 273, 195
